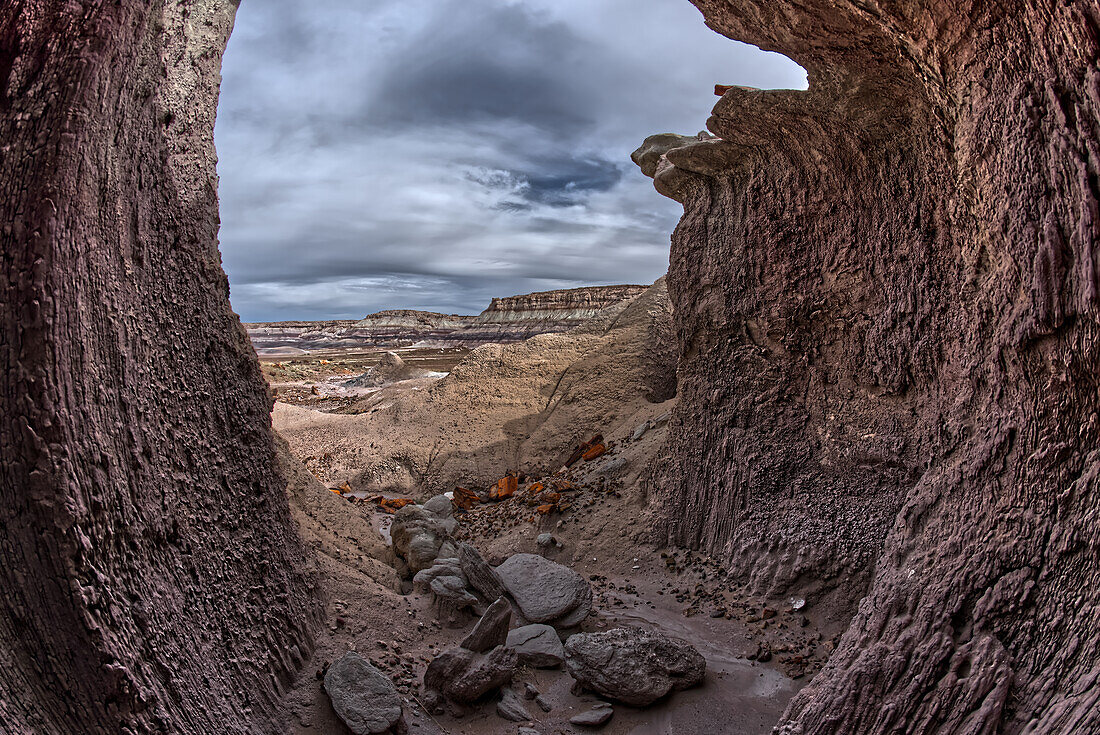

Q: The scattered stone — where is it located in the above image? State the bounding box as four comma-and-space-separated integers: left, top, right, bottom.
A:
496, 554, 592, 627
570, 706, 613, 727
534, 694, 553, 712
490, 475, 518, 500
462, 597, 512, 653
582, 443, 607, 461
458, 542, 509, 601
564, 628, 706, 706
631, 421, 651, 441
506, 624, 565, 668
495, 688, 530, 722
323, 652, 404, 735
595, 457, 628, 476
536, 533, 555, 547
523, 682, 540, 700
519, 729, 540, 735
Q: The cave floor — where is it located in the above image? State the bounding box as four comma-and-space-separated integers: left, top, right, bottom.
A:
280, 479, 833, 735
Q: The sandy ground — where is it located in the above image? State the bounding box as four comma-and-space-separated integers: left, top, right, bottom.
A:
273, 282, 836, 733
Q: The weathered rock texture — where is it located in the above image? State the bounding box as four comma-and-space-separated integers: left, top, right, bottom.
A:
638, 1, 1100, 733
0, 2, 320, 734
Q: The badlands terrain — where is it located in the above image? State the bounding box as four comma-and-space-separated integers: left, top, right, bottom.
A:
272, 279, 837, 734
5, 2, 1098, 735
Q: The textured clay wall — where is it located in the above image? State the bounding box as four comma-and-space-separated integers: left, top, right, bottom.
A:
0, 2, 320, 733
641, 1, 1100, 732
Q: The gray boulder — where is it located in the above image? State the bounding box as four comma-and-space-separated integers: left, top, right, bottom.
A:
496, 554, 592, 627
324, 652, 404, 734
458, 542, 508, 601
391, 498, 459, 573
570, 705, 613, 727
429, 575, 478, 609
506, 624, 565, 668
423, 645, 517, 704
564, 628, 705, 706
462, 596, 512, 652
412, 558, 465, 593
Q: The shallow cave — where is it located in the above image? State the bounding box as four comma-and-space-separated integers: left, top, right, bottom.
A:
2, 1, 1100, 734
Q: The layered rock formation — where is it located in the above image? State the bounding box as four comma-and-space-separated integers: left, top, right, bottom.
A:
245, 285, 648, 353
635, 2, 1100, 733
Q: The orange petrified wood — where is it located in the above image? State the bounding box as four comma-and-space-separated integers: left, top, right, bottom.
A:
490, 475, 518, 500
582, 444, 606, 461
453, 486, 480, 510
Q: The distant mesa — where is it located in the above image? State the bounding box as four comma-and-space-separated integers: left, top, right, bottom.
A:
246, 284, 648, 354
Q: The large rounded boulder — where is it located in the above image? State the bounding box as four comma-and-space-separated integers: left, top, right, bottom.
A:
323, 652, 405, 734
495, 553, 592, 628
564, 627, 705, 706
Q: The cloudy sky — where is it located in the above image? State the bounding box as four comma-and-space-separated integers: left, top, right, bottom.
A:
215, 0, 804, 322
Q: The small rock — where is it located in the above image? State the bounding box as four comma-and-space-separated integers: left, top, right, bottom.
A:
534, 694, 552, 712
518, 729, 540, 735
536, 533, 555, 547
506, 624, 566, 668
323, 652, 404, 735
570, 706, 613, 727
495, 688, 530, 722
461, 597, 512, 653
523, 682, 540, 699
631, 421, 651, 441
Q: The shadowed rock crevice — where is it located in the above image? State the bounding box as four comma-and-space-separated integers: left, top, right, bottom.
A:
637, 2, 1100, 733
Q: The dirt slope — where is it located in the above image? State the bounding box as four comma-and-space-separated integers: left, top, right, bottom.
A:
276, 279, 677, 495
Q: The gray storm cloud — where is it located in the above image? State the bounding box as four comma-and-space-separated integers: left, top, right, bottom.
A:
215, 0, 805, 322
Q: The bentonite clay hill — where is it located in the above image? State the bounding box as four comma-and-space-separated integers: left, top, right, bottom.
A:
3, 2, 1099, 735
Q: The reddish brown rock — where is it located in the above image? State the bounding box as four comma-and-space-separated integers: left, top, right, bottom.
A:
490, 475, 518, 501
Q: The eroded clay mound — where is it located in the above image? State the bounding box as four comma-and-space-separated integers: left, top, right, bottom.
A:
275, 278, 677, 493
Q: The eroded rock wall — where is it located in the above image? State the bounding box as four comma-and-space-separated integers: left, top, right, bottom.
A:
642, 1, 1100, 732
0, 2, 320, 733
